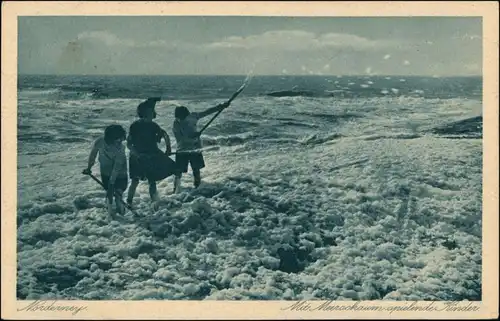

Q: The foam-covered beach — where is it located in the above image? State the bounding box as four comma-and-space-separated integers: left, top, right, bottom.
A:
17, 75, 482, 300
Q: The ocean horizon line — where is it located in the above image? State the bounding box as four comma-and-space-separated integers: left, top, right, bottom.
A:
18, 73, 482, 78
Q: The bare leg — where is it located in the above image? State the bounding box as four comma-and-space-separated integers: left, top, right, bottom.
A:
193, 168, 201, 188
115, 190, 125, 215
105, 185, 115, 219
106, 199, 114, 220
127, 178, 139, 205
149, 179, 159, 202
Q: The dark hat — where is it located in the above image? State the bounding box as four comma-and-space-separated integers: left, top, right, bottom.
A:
137, 100, 156, 118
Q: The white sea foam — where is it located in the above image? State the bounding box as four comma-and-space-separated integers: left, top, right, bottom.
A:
16, 85, 482, 300
17, 134, 482, 300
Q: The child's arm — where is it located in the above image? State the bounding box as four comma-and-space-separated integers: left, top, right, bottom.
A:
83, 138, 102, 174
152, 123, 172, 155
126, 132, 137, 154
197, 101, 230, 119
163, 131, 172, 155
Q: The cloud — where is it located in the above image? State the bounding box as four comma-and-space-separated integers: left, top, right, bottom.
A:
452, 33, 482, 41
201, 30, 398, 52
142, 40, 196, 50
464, 34, 481, 40
203, 30, 315, 50
319, 32, 393, 49
73, 29, 401, 56
464, 63, 481, 73
75, 31, 195, 51
77, 31, 135, 47
147, 40, 168, 47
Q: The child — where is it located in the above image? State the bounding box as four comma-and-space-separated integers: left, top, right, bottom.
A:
126, 97, 176, 207
172, 101, 230, 193
83, 124, 128, 220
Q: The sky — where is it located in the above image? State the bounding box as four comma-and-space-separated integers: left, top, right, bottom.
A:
18, 16, 482, 76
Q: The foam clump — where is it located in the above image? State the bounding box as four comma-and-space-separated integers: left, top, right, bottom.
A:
189, 197, 213, 214
202, 237, 219, 253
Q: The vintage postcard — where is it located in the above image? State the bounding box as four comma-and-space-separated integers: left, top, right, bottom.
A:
1, 1, 498, 319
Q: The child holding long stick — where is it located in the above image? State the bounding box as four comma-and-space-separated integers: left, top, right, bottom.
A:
83, 124, 128, 220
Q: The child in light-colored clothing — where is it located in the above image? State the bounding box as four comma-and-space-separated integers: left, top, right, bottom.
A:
172, 101, 229, 192
83, 124, 128, 219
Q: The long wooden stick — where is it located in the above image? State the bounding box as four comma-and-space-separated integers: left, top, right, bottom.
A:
85, 173, 139, 216
198, 79, 249, 136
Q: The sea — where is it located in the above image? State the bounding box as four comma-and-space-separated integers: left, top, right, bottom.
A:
16, 75, 483, 300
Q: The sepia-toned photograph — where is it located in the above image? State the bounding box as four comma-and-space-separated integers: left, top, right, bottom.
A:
16, 14, 484, 301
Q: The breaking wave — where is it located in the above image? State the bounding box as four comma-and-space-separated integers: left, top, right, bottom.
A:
430, 116, 482, 139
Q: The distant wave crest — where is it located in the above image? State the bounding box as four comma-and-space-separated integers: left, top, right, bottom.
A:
430, 116, 482, 139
